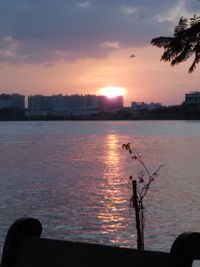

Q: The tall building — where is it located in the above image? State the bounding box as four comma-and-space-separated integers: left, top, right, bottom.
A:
83, 95, 99, 109
0, 94, 12, 109
28, 95, 52, 111
27, 94, 124, 115
52, 95, 66, 111
0, 94, 25, 110
185, 91, 200, 105
66, 94, 83, 109
11, 94, 25, 109
99, 95, 123, 111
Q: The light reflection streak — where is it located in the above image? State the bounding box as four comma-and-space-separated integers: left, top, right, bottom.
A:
97, 134, 128, 245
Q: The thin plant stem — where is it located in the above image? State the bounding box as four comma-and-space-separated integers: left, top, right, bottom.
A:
122, 143, 163, 250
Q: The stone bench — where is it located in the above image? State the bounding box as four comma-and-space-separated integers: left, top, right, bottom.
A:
1, 218, 200, 267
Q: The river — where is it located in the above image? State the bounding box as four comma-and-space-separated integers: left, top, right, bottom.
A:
0, 120, 200, 253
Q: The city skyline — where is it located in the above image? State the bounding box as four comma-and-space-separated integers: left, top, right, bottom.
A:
0, 1, 199, 106
0, 91, 190, 108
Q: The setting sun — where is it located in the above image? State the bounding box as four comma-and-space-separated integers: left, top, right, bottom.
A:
98, 87, 126, 98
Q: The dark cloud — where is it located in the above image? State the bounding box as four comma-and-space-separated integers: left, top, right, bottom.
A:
0, 0, 197, 64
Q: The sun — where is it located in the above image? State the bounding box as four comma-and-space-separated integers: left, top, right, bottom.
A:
98, 87, 126, 98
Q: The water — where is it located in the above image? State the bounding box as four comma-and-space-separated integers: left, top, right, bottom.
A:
0, 120, 200, 253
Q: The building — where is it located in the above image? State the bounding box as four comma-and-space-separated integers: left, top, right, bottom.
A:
0, 94, 12, 109
27, 94, 124, 116
131, 101, 162, 111
28, 95, 52, 111
52, 95, 66, 111
185, 91, 200, 105
99, 95, 123, 111
66, 94, 84, 109
83, 95, 99, 109
11, 94, 25, 109
0, 94, 25, 110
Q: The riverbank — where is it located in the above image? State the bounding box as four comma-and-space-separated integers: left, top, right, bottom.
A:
0, 104, 200, 120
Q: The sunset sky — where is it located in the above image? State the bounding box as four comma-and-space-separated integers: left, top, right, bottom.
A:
0, 0, 200, 106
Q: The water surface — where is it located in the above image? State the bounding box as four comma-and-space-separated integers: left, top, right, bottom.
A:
0, 120, 200, 252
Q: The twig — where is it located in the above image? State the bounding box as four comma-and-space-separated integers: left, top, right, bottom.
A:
122, 142, 163, 249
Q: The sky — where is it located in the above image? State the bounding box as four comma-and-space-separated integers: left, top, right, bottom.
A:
0, 0, 200, 106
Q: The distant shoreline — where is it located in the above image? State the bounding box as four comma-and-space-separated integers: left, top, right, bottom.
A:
1, 104, 200, 120
0, 117, 199, 121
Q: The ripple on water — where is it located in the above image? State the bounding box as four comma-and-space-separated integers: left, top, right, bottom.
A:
1, 121, 200, 253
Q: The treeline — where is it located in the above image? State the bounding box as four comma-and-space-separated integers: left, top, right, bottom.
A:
1, 104, 200, 120
150, 104, 200, 120
0, 108, 25, 120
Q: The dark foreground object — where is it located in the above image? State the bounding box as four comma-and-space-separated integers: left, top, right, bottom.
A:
1, 218, 200, 267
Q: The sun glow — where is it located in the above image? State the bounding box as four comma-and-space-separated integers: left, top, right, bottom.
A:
98, 87, 126, 98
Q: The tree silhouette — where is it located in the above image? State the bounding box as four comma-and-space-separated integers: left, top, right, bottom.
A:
122, 143, 163, 249
151, 15, 200, 73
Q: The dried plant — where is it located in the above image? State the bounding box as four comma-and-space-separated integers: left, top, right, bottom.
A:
122, 142, 163, 250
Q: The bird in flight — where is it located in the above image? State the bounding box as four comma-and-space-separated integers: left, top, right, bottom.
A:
130, 54, 135, 58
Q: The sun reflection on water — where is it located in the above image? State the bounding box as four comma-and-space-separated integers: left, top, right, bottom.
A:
97, 134, 129, 245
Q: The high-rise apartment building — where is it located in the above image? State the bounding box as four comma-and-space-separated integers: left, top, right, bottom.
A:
11, 94, 25, 109
52, 95, 66, 111
27, 94, 124, 116
185, 91, 200, 105
99, 95, 123, 111
0, 94, 25, 110
28, 95, 52, 111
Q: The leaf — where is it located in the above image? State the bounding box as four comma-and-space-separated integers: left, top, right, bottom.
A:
174, 17, 188, 35
138, 177, 144, 183
151, 36, 173, 48
132, 156, 137, 160
151, 16, 200, 73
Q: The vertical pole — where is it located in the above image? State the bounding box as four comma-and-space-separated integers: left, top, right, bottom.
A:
132, 180, 144, 250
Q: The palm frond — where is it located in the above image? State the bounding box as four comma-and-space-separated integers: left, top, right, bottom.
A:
174, 17, 188, 35
151, 15, 200, 73
189, 44, 200, 73
151, 37, 173, 48
161, 48, 181, 62
171, 46, 194, 66
186, 23, 200, 40
190, 14, 200, 27
160, 37, 186, 62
